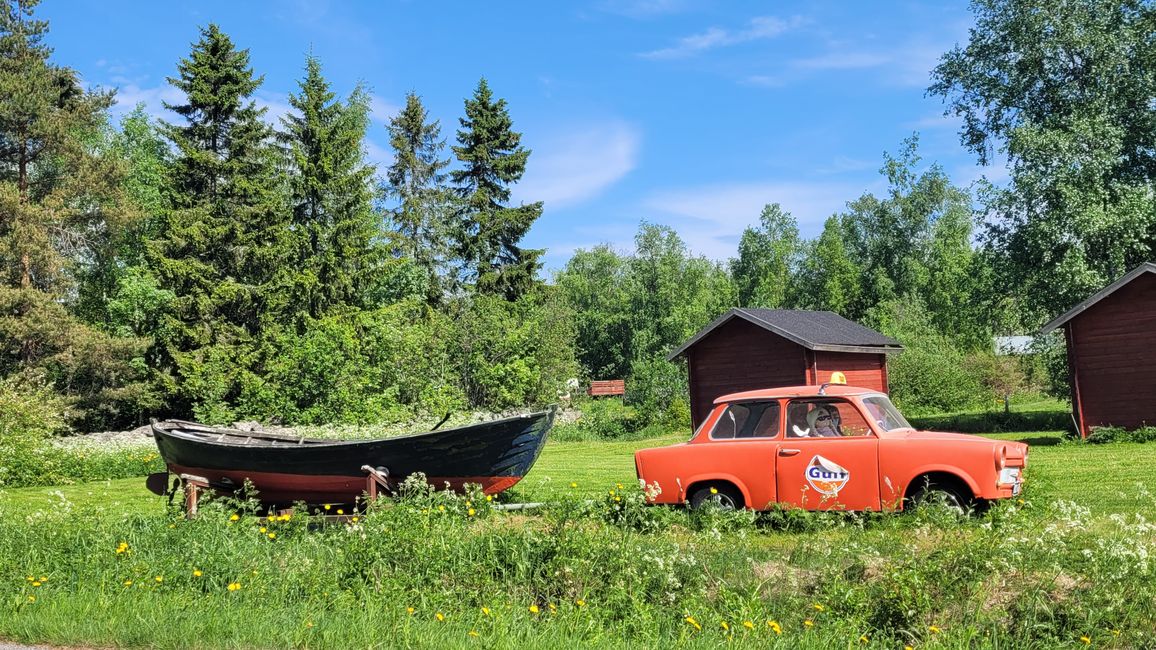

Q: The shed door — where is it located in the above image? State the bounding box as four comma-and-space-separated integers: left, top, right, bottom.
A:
775, 398, 879, 511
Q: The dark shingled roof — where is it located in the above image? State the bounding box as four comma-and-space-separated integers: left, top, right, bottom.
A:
668, 308, 903, 360
1040, 262, 1156, 335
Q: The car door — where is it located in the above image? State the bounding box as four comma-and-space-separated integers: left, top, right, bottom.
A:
696, 400, 782, 509
775, 398, 880, 511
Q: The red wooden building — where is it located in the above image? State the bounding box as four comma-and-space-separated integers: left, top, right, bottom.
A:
669, 308, 902, 429
1041, 262, 1156, 438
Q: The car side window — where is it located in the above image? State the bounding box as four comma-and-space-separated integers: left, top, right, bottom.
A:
786, 399, 873, 438
709, 401, 780, 439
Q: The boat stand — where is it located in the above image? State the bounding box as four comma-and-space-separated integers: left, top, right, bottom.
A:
362, 465, 392, 499
179, 473, 211, 518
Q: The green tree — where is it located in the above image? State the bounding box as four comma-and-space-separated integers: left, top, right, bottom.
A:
794, 215, 861, 315
384, 92, 454, 304
150, 24, 286, 420
555, 244, 632, 378
930, 0, 1156, 322
451, 78, 543, 300
279, 55, 379, 322
730, 203, 803, 308
0, 0, 152, 428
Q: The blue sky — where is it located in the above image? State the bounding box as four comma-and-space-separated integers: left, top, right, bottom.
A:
42, 0, 1002, 272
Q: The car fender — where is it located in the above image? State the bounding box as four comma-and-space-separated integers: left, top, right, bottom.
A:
900, 464, 982, 499
678, 472, 753, 506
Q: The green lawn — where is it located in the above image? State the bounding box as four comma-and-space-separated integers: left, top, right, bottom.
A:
6, 427, 1156, 519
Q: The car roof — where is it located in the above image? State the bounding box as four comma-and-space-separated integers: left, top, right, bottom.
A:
713, 384, 878, 404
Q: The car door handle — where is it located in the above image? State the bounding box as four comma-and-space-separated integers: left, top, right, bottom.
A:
778, 448, 801, 457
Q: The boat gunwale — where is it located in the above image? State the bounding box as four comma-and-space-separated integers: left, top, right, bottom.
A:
151, 409, 555, 449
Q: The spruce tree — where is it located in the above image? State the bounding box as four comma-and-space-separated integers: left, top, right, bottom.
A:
279, 55, 378, 322
451, 78, 543, 300
150, 24, 285, 419
384, 92, 453, 304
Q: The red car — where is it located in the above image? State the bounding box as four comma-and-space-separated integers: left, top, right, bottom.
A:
634, 382, 1027, 512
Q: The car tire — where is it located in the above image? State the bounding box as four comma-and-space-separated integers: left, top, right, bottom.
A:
909, 483, 970, 515
689, 484, 742, 510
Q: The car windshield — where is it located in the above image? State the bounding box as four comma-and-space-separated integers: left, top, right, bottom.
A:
861, 395, 913, 431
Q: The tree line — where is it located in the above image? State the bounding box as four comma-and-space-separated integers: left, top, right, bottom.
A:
2, 0, 1155, 432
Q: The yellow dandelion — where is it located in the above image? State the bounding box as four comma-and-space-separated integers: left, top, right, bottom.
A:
742, 620, 754, 630
466, 500, 471, 507
259, 526, 267, 533
27, 595, 35, 602
609, 489, 615, 496
905, 646, 914, 650
929, 625, 941, 634
549, 603, 557, 612
268, 533, 276, 540
685, 615, 702, 631
1080, 636, 1091, 645
485, 495, 492, 502
25, 576, 33, 581
31, 581, 41, 587
407, 607, 415, 615
468, 508, 476, 517
324, 504, 331, 511
720, 621, 730, 632
576, 599, 586, 607
614, 496, 621, 502
804, 619, 814, 628
305, 622, 313, 628
438, 505, 445, 512
616, 483, 624, 489
1111, 629, 1120, 637
436, 612, 445, 622
267, 514, 275, 522
767, 620, 782, 635
468, 630, 479, 637
352, 516, 359, 523
337, 509, 344, 515
710, 487, 718, 495
38, 576, 46, 582
812, 603, 825, 612
481, 606, 491, 616
529, 604, 539, 614
229, 514, 240, 521
193, 569, 203, 577
227, 582, 241, 592
155, 576, 163, 583
123, 580, 133, 587
860, 634, 869, 643
570, 482, 578, 488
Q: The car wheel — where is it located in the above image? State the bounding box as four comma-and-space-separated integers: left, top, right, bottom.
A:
689, 484, 742, 510
910, 484, 970, 515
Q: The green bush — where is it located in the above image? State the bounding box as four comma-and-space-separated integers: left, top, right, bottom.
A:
1086, 425, 1156, 444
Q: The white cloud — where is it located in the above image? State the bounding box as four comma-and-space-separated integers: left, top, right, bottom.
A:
641, 179, 877, 260
640, 15, 801, 60
254, 92, 294, 126
368, 94, 401, 124
363, 139, 394, 170
792, 51, 892, 70
905, 113, 962, 130
109, 83, 185, 120
514, 120, 641, 209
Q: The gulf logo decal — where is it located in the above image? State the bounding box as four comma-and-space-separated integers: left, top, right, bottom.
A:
805, 455, 850, 496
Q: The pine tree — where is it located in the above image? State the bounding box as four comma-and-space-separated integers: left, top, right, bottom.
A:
279, 55, 378, 322
451, 78, 543, 300
0, 0, 151, 428
384, 92, 453, 304
149, 24, 285, 419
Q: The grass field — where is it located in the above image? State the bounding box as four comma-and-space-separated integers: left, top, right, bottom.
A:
4, 407, 1156, 648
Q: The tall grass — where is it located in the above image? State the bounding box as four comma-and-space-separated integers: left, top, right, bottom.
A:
3, 473, 1156, 649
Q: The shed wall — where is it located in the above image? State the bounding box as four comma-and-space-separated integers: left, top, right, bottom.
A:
687, 318, 805, 428
1068, 272, 1156, 436
814, 351, 888, 393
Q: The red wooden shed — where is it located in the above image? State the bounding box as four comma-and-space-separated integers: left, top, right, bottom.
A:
1041, 262, 1156, 438
669, 308, 903, 429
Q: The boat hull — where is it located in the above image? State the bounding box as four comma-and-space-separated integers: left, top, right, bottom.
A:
150, 410, 554, 505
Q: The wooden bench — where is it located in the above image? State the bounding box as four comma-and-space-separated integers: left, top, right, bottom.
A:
588, 379, 625, 397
